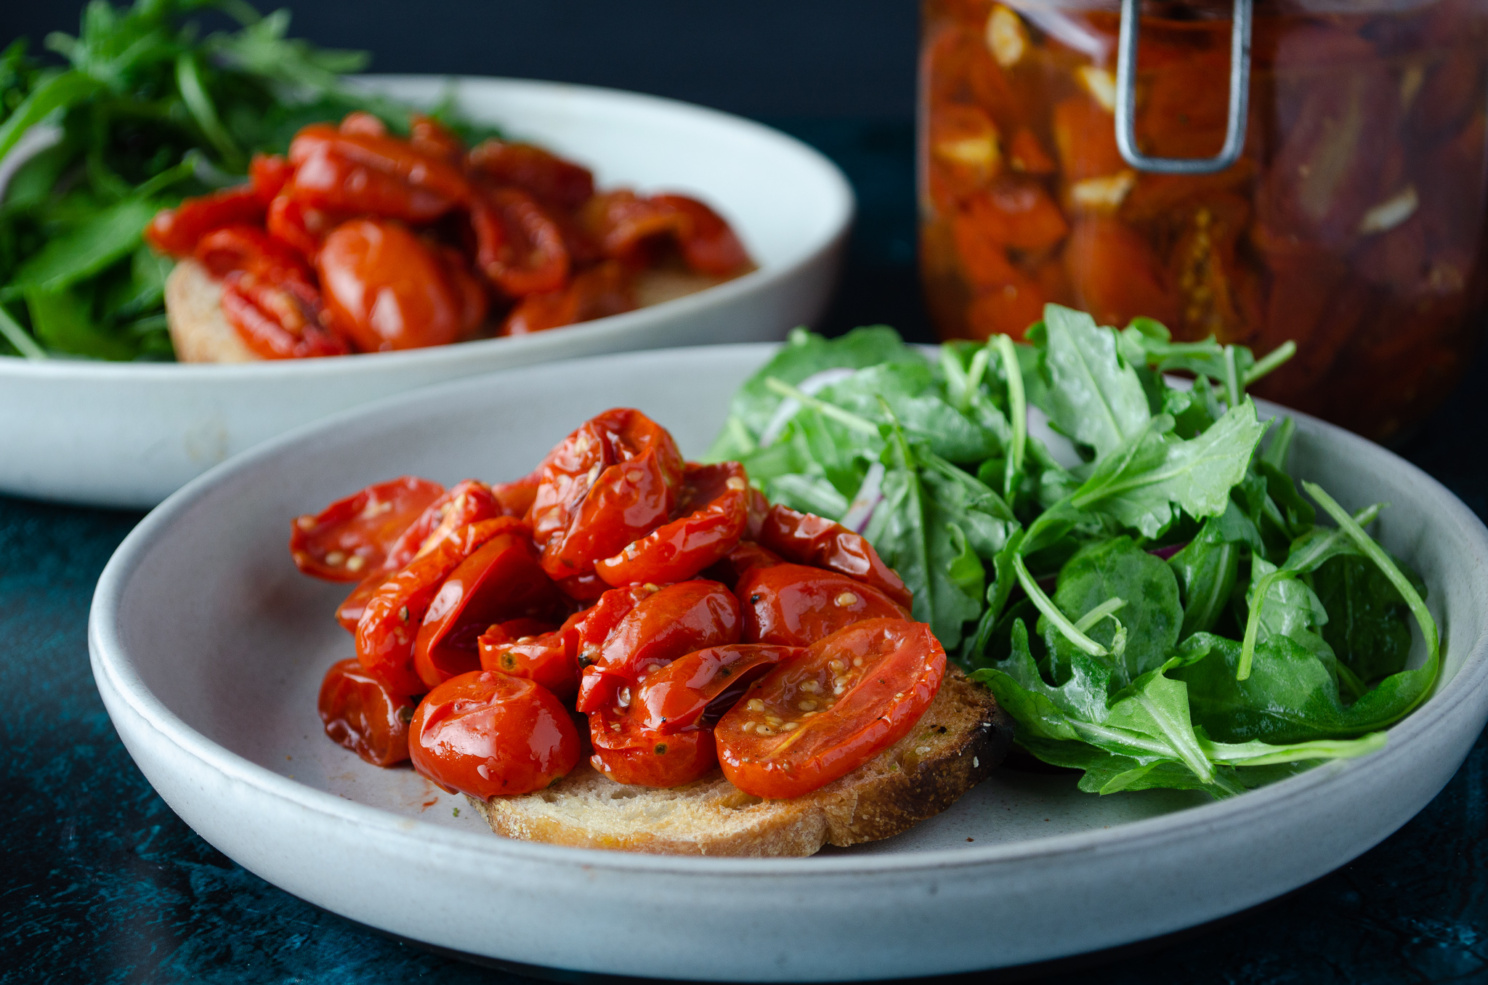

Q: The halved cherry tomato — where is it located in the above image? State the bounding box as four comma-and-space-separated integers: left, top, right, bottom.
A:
966, 276, 1047, 341
702, 540, 784, 591
317, 218, 475, 352
737, 562, 909, 647
1007, 128, 1055, 175
1064, 217, 1178, 329
408, 114, 465, 163
467, 139, 596, 211
1051, 96, 1125, 182
410, 670, 580, 798
385, 479, 502, 571
319, 658, 416, 766
757, 504, 912, 608
595, 461, 750, 587
265, 194, 339, 260
144, 184, 268, 257
412, 526, 563, 689
337, 573, 387, 633
962, 178, 1069, 252
530, 408, 685, 583
501, 260, 635, 336
479, 612, 580, 699
471, 187, 570, 296
356, 517, 525, 695
716, 618, 946, 799
290, 476, 446, 582
194, 225, 312, 281
588, 705, 717, 787
338, 111, 388, 137
248, 153, 292, 202
651, 194, 751, 276
287, 123, 470, 222
221, 269, 351, 359
576, 579, 742, 714
635, 643, 800, 734
569, 583, 658, 668
579, 190, 683, 264
491, 472, 540, 518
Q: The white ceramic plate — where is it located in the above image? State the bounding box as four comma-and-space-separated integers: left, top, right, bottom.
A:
90, 344, 1488, 981
2, 77, 852, 509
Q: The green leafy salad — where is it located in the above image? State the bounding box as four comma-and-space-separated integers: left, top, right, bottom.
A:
708, 305, 1439, 797
0, 0, 490, 362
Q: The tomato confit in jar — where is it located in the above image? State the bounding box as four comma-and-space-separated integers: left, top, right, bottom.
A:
920, 0, 1488, 438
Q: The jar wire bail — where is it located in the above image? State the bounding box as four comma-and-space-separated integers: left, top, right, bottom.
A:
1114, 0, 1254, 174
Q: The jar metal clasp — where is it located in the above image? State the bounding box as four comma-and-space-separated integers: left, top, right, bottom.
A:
1114, 0, 1254, 174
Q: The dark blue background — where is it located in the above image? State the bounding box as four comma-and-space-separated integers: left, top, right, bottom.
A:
4, 3, 1488, 983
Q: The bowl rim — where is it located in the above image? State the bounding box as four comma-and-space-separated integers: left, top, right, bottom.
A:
1, 75, 855, 381
88, 341, 1488, 879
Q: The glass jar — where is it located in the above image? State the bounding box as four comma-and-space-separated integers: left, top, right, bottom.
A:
919, 0, 1488, 439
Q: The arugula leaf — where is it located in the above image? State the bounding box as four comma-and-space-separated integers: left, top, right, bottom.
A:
6, 197, 158, 298
1032, 305, 1151, 458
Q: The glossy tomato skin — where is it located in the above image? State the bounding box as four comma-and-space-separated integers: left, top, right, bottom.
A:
527, 408, 685, 583
290, 476, 445, 582
221, 267, 350, 359
317, 218, 474, 352
470, 186, 570, 297
145, 184, 268, 257
575, 579, 742, 714
635, 643, 801, 734
410, 671, 580, 798
716, 618, 946, 799
478, 613, 580, 699
384, 479, 502, 572
595, 461, 750, 587
650, 194, 752, 276
286, 123, 470, 222
355, 517, 525, 696
467, 139, 595, 211
757, 505, 913, 609
587, 705, 718, 787
737, 563, 909, 647
318, 658, 416, 766
702, 541, 784, 591
412, 526, 564, 690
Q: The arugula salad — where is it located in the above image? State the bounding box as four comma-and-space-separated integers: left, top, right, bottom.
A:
708, 305, 1439, 797
0, 0, 490, 361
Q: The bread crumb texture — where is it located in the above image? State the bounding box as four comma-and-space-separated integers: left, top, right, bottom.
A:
471, 668, 1014, 856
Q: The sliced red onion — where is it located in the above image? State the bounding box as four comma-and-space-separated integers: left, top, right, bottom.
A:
840, 461, 886, 532
1148, 543, 1187, 561
758, 367, 859, 449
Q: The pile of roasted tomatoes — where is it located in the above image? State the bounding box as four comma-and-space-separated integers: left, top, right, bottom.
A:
146, 112, 752, 359
293, 408, 947, 801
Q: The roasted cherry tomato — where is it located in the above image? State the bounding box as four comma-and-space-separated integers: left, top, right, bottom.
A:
702, 540, 784, 591
528, 408, 685, 583
501, 260, 635, 336
408, 114, 465, 163
265, 194, 339, 260
412, 525, 563, 689
356, 517, 525, 695
737, 562, 909, 647
290, 476, 445, 581
1064, 217, 1179, 330
587, 705, 718, 787
249, 153, 292, 202
221, 268, 351, 359
471, 187, 570, 296
595, 461, 750, 587
490, 472, 540, 518
193, 225, 312, 281
635, 643, 800, 734
716, 618, 946, 799
576, 579, 741, 714
337, 572, 388, 633
317, 218, 478, 352
318, 658, 416, 766
410, 670, 580, 798
757, 504, 912, 608
384, 479, 502, 571
467, 139, 596, 211
579, 190, 683, 264
650, 194, 751, 276
478, 611, 581, 699
287, 122, 470, 222
144, 184, 268, 257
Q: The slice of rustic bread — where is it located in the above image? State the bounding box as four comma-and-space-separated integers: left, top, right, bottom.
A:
164, 258, 262, 363
469, 667, 1013, 857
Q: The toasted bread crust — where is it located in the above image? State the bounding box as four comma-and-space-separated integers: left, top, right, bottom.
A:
470, 668, 1013, 856
164, 259, 263, 364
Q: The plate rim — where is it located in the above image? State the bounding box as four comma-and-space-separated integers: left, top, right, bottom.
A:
87, 341, 1488, 879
